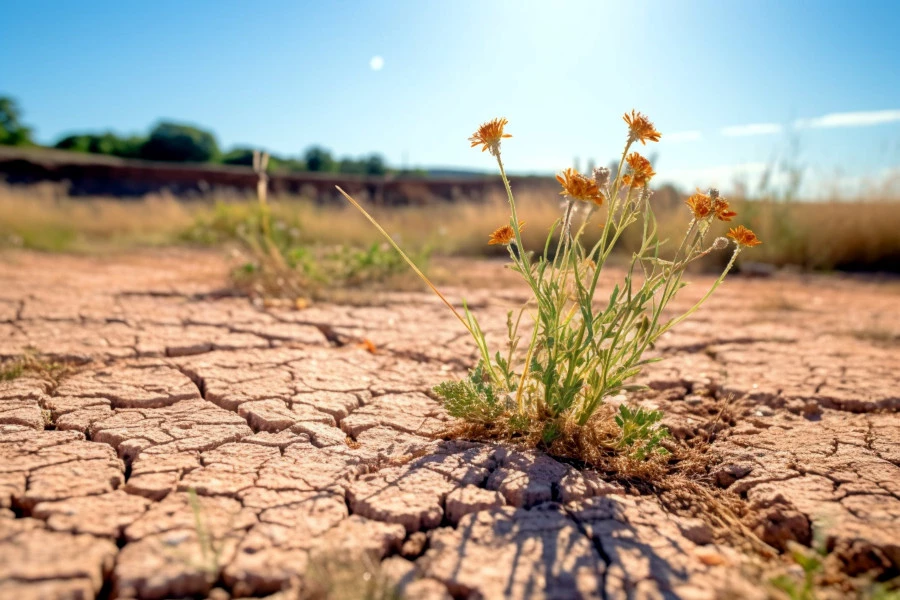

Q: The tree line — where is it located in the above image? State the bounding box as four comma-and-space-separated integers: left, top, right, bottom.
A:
0, 96, 391, 175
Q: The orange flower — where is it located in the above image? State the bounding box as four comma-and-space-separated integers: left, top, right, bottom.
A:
713, 196, 737, 222
357, 338, 377, 354
623, 110, 661, 145
727, 225, 762, 247
488, 221, 525, 245
685, 190, 713, 219
622, 152, 656, 188
469, 118, 512, 155
556, 168, 604, 205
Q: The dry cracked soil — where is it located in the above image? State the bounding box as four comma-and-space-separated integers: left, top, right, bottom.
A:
0, 249, 898, 600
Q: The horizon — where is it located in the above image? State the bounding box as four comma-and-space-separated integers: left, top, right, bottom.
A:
3, 0, 899, 196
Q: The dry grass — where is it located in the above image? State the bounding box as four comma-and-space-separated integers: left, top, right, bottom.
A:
0, 183, 198, 251
732, 198, 900, 272
1, 182, 898, 272
301, 551, 400, 600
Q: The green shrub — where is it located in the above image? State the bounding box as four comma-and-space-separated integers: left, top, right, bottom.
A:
140, 121, 220, 163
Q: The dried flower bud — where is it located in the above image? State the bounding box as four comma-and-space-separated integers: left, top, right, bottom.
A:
712, 237, 728, 250
592, 166, 611, 188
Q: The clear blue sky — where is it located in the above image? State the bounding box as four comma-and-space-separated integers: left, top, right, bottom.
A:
3, 0, 899, 195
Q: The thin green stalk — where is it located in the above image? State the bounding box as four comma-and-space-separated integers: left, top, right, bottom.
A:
337, 186, 473, 336
553, 199, 575, 270
657, 247, 742, 336
495, 155, 537, 289
516, 314, 541, 414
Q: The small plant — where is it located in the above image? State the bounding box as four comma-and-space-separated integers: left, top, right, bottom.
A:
614, 404, 670, 460
0, 349, 70, 383
770, 539, 826, 600
187, 488, 221, 582
339, 111, 761, 466
768, 527, 900, 600
185, 150, 430, 302
302, 550, 400, 600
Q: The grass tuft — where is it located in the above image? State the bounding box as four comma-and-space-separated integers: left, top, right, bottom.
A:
0, 350, 71, 384
187, 152, 432, 302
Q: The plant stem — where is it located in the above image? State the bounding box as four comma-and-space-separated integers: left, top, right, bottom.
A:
496, 155, 537, 288
337, 186, 473, 335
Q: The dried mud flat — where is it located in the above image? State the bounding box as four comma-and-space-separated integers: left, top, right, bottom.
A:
0, 249, 898, 600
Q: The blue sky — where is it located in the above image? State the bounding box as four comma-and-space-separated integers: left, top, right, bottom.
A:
3, 0, 899, 195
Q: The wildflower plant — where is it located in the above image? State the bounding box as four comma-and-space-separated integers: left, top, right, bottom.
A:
338, 111, 761, 464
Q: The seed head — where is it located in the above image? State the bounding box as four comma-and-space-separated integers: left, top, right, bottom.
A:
712, 237, 729, 250
592, 166, 611, 189
469, 118, 512, 157
556, 168, 604, 205
488, 221, 525, 246
622, 152, 655, 188
623, 109, 662, 145
727, 225, 762, 247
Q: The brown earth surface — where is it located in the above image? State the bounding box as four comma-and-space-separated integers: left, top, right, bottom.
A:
0, 249, 898, 599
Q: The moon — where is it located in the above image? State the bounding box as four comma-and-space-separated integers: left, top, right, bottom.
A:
369, 56, 384, 71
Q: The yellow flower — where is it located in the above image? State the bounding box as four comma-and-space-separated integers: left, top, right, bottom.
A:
623, 110, 661, 145
622, 152, 656, 188
727, 225, 762, 247
685, 190, 713, 219
488, 221, 525, 245
556, 168, 604, 205
469, 118, 512, 155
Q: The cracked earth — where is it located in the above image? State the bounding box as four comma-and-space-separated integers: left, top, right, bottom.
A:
0, 250, 898, 599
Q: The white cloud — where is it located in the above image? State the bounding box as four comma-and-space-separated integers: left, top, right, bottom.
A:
369, 55, 384, 71
720, 123, 783, 137
663, 130, 702, 143
794, 109, 900, 129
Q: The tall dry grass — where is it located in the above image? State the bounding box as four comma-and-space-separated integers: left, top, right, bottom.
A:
733, 198, 900, 271
1, 182, 897, 272
0, 183, 197, 251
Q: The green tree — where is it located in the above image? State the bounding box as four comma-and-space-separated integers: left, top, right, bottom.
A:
140, 121, 220, 162
338, 157, 365, 175
111, 134, 145, 159
337, 153, 387, 176
55, 132, 145, 158
55, 134, 93, 153
0, 96, 34, 146
221, 147, 257, 166
275, 157, 307, 172
363, 153, 387, 175
304, 146, 335, 172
